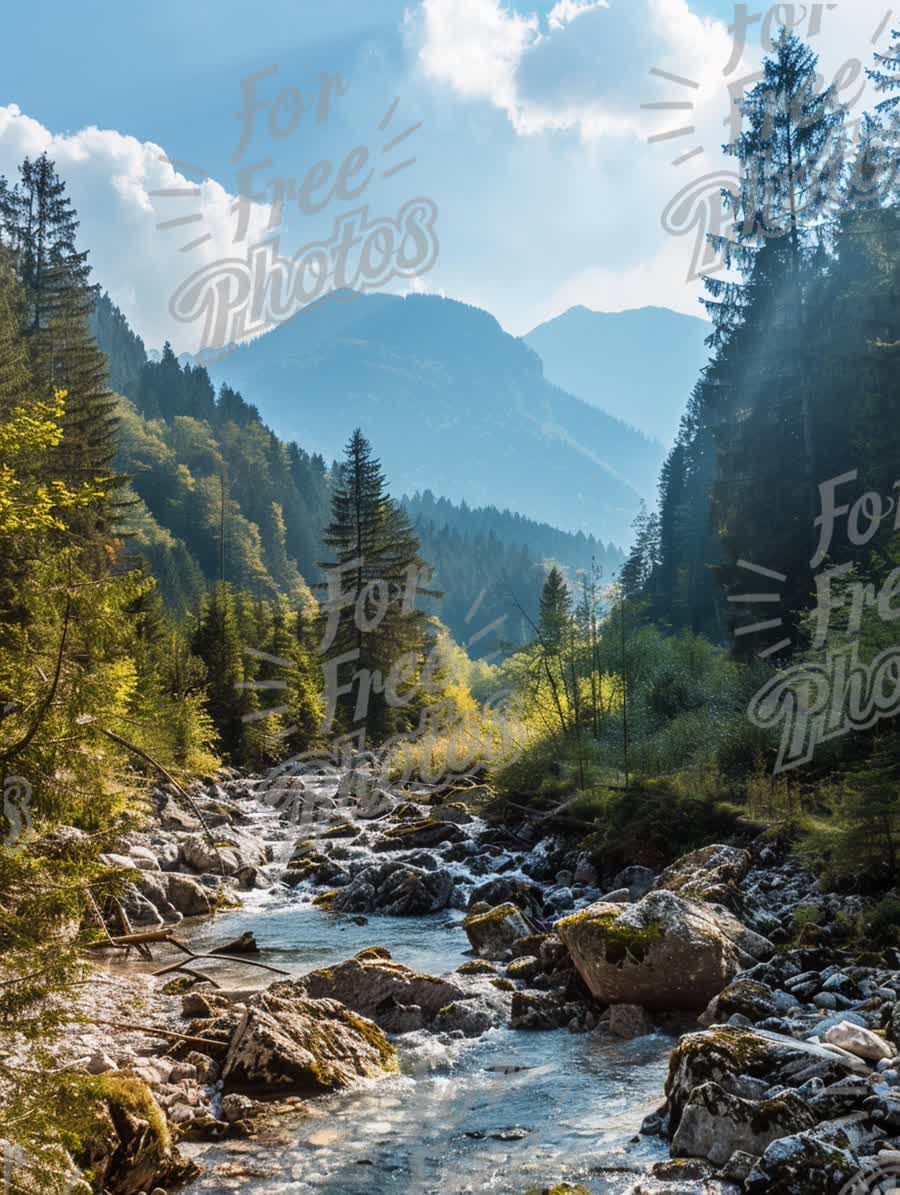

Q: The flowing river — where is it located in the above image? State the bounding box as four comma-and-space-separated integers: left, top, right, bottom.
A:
174, 771, 674, 1195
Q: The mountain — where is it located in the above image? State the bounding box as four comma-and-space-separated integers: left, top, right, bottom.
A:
204, 292, 664, 545
524, 306, 711, 445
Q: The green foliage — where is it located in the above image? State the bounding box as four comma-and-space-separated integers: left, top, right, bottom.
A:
865, 896, 900, 945
317, 429, 439, 743
578, 777, 743, 872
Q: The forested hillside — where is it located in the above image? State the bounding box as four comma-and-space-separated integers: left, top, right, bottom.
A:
92, 295, 622, 654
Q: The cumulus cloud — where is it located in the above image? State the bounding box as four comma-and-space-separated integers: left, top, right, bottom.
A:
413, 0, 732, 140
0, 105, 272, 353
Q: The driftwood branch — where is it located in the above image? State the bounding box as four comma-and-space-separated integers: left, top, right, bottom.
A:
84, 1018, 229, 1051
152, 953, 290, 978
88, 929, 290, 977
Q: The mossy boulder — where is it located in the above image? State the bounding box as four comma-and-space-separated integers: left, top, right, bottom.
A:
699, 978, 779, 1026
671, 1079, 816, 1166
220, 993, 397, 1094
289, 947, 511, 1037
464, 902, 534, 960
373, 819, 465, 850
654, 843, 751, 909
558, 890, 757, 1012
457, 959, 499, 976
744, 1124, 862, 1193
329, 860, 455, 916
55, 1073, 195, 1194
664, 1026, 870, 1136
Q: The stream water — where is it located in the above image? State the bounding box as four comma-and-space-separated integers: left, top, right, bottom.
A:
177, 774, 674, 1195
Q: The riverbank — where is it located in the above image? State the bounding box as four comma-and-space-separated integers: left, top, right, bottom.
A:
23, 758, 900, 1194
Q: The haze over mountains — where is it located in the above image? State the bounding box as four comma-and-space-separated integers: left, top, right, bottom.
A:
205, 292, 670, 545
525, 305, 711, 444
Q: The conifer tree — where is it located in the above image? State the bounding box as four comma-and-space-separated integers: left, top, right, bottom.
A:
191, 582, 247, 760
0, 154, 122, 545
317, 429, 438, 741
538, 566, 571, 652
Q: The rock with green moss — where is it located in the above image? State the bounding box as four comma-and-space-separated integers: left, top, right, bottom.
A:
558, 890, 762, 1012
510, 990, 581, 1031
664, 1026, 869, 1136
672, 1079, 816, 1166
319, 822, 360, 839
220, 993, 398, 1094
373, 818, 466, 850
457, 959, 499, 976
287, 947, 511, 1036
55, 1073, 196, 1194
464, 902, 534, 960
506, 955, 540, 982
744, 1123, 862, 1193
654, 844, 751, 909
699, 978, 779, 1026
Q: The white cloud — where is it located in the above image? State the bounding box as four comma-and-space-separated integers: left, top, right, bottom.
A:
0, 105, 272, 353
414, 0, 539, 118
547, 0, 608, 32
413, 0, 732, 140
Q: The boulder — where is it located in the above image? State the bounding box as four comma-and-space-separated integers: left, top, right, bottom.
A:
295, 950, 458, 1026
329, 862, 454, 916
220, 994, 397, 1094
68, 1074, 196, 1194
609, 1004, 655, 1039
664, 1026, 869, 1137
465, 903, 534, 960
510, 990, 582, 1031
164, 873, 214, 918
699, 979, 779, 1026
355, 788, 398, 819
180, 830, 269, 878
372, 819, 466, 851
654, 844, 752, 908
744, 1125, 862, 1194
671, 1081, 816, 1166
558, 891, 771, 1012
611, 865, 658, 901
821, 1020, 893, 1062
469, 877, 545, 918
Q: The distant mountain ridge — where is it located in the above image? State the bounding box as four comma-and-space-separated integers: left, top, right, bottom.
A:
205, 291, 665, 544
524, 305, 710, 445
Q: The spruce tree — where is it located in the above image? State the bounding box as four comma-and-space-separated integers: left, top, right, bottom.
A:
0, 154, 122, 546
317, 429, 438, 741
538, 566, 571, 652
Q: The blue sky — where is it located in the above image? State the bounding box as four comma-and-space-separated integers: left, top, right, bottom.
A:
0, 0, 891, 350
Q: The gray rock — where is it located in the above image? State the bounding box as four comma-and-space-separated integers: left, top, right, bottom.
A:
220, 994, 396, 1093
611, 865, 657, 901
744, 1124, 861, 1194
330, 862, 454, 916
558, 890, 771, 1013
464, 903, 534, 960
672, 1081, 815, 1167
609, 1003, 655, 1039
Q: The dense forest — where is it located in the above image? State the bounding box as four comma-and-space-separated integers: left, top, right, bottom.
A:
1, 20, 900, 1195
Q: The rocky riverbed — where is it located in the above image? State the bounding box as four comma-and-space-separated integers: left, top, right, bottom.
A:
41, 758, 900, 1194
